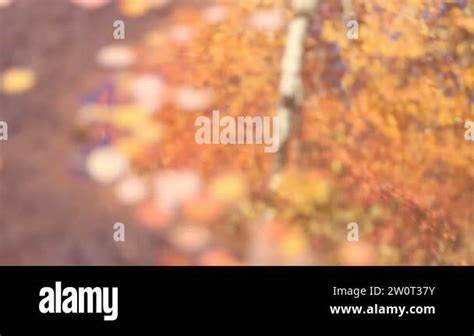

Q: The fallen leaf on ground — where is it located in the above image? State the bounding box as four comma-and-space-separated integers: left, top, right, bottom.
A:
86, 146, 130, 184
135, 200, 175, 229
115, 175, 149, 205
1, 67, 36, 94
96, 44, 136, 69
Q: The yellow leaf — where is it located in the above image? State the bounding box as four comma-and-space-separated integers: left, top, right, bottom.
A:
112, 105, 148, 129
119, 0, 149, 17
1, 67, 36, 94
280, 228, 310, 259
209, 173, 248, 203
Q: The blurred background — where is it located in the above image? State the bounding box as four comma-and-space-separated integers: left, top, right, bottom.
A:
0, 0, 472, 265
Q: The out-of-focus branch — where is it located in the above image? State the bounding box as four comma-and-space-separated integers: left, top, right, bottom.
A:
342, 0, 354, 22
276, 0, 317, 170
248, 1, 317, 265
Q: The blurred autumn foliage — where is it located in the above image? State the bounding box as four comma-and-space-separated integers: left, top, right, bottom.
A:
76, 0, 473, 265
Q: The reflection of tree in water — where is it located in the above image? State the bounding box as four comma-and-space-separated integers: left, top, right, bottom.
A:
77, 0, 474, 265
